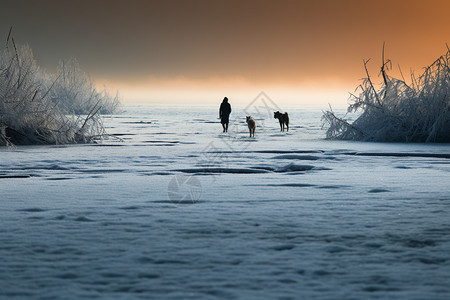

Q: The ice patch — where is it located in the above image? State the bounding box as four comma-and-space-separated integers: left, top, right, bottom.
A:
368, 188, 390, 193
272, 154, 321, 160
354, 152, 450, 159
272, 244, 295, 251
316, 185, 350, 189
174, 168, 270, 174
275, 163, 315, 172
17, 208, 47, 212
248, 183, 316, 188
0, 175, 31, 179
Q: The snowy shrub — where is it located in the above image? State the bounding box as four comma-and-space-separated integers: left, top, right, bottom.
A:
51, 58, 120, 115
0, 31, 119, 146
323, 46, 450, 142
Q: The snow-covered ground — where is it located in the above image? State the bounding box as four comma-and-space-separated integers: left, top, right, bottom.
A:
1, 103, 449, 299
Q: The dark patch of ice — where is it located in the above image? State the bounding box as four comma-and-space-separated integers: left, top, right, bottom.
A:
174, 168, 270, 174
119, 205, 142, 210
152, 200, 204, 204
272, 244, 295, 251
111, 133, 137, 136
316, 185, 350, 189
324, 245, 348, 253
282, 171, 308, 175
254, 150, 325, 154
21, 164, 69, 171
275, 183, 316, 187
57, 273, 79, 279
250, 166, 276, 171
27, 216, 44, 220
417, 257, 446, 264
354, 152, 450, 159
206, 150, 324, 154
148, 172, 173, 176
364, 242, 383, 248
77, 169, 127, 173
144, 140, 179, 144
90, 144, 126, 147
17, 208, 46, 212
248, 183, 316, 187
275, 164, 315, 172
272, 154, 321, 160
0, 175, 30, 179
368, 188, 390, 193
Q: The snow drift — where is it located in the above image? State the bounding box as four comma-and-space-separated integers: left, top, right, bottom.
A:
323, 45, 450, 142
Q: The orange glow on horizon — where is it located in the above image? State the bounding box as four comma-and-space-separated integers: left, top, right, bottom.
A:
97, 76, 354, 107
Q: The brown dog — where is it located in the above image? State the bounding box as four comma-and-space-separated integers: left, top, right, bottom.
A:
274, 111, 289, 131
246, 116, 256, 137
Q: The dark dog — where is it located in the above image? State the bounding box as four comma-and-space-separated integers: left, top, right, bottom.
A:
274, 111, 289, 131
246, 116, 256, 137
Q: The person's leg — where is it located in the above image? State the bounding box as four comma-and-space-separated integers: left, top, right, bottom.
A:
225, 122, 229, 132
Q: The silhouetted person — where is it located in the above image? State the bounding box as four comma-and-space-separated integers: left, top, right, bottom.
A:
219, 97, 232, 132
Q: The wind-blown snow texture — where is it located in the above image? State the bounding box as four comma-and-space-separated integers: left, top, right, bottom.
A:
1, 104, 449, 299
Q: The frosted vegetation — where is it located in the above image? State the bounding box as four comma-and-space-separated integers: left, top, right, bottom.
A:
0, 31, 120, 146
52, 58, 120, 115
323, 46, 450, 142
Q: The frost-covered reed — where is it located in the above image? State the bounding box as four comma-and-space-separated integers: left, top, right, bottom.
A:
51, 58, 120, 115
0, 30, 120, 146
323, 46, 450, 142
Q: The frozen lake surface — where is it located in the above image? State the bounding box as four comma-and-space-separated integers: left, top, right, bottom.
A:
1, 103, 449, 299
